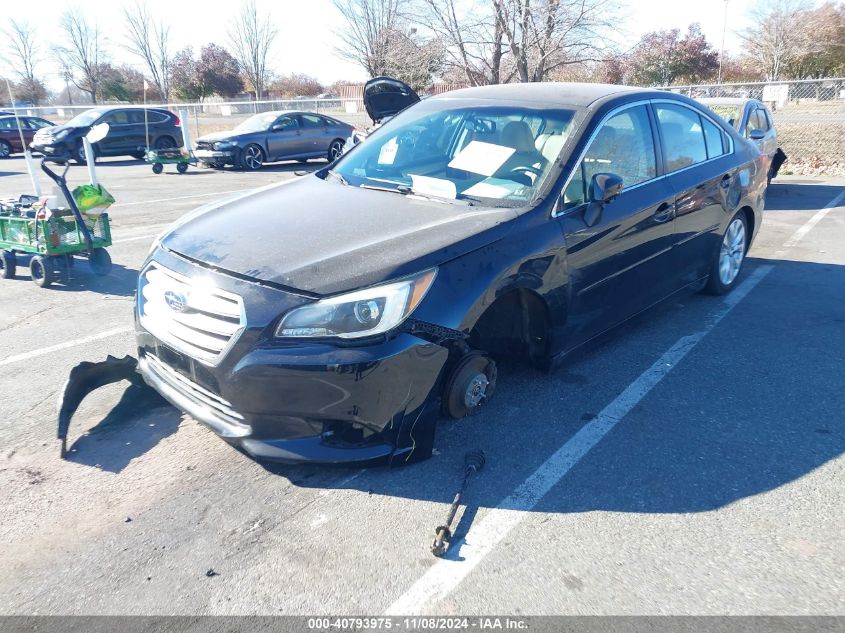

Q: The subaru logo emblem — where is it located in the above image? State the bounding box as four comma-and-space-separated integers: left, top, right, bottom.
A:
164, 290, 189, 313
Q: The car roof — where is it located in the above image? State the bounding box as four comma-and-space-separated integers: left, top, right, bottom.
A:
698, 97, 759, 108
86, 105, 173, 113
430, 82, 647, 108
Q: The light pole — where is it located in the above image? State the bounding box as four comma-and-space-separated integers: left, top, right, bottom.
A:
717, 0, 729, 84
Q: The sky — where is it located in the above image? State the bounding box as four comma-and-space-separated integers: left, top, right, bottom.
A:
2, 0, 762, 92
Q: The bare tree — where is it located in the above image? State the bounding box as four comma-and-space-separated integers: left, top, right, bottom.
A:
4, 20, 39, 83
493, 0, 618, 83
229, 0, 278, 100
420, 0, 511, 85
739, 0, 845, 80
333, 0, 408, 76
55, 9, 108, 103
3, 19, 48, 105
123, 1, 173, 100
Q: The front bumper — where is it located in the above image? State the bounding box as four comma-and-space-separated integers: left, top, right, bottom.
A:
195, 148, 236, 165
135, 251, 449, 465
31, 140, 69, 155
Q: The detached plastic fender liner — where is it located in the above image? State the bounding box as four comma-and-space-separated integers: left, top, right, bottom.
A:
57, 355, 143, 458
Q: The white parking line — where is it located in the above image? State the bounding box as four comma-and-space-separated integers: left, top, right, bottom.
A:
112, 234, 158, 244
776, 188, 845, 255
387, 190, 845, 615
114, 188, 252, 207
385, 265, 772, 615
0, 327, 133, 367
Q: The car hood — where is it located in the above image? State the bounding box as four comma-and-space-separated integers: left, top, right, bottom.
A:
364, 76, 421, 123
34, 125, 70, 136
197, 131, 256, 143
160, 175, 517, 295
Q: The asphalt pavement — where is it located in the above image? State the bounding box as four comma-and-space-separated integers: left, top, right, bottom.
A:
0, 156, 842, 616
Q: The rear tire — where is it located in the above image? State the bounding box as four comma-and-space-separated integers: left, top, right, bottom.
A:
0, 250, 16, 279
176, 162, 188, 174
0, 141, 12, 159
152, 163, 163, 174
30, 255, 53, 288
705, 211, 748, 295
88, 248, 112, 276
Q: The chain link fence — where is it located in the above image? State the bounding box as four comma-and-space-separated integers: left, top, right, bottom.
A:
665, 78, 845, 177
14, 77, 845, 176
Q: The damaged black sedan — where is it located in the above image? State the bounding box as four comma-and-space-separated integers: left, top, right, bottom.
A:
135, 83, 766, 466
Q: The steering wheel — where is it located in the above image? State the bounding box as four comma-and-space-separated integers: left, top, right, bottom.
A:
508, 165, 542, 186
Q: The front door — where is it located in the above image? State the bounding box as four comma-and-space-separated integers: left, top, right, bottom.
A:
557, 103, 677, 343
266, 114, 304, 160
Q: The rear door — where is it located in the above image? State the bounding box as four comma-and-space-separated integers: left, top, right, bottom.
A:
265, 114, 303, 160
557, 103, 677, 341
99, 110, 134, 154
298, 114, 332, 156
654, 101, 738, 285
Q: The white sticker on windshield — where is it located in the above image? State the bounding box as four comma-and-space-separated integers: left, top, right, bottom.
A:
448, 141, 515, 176
462, 181, 512, 199
410, 175, 457, 199
378, 137, 399, 164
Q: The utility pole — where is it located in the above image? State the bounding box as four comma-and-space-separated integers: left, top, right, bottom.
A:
717, 0, 729, 84
62, 64, 74, 106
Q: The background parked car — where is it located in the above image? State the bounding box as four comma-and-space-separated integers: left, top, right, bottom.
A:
0, 115, 55, 158
194, 111, 353, 171
698, 97, 785, 183
30, 107, 183, 165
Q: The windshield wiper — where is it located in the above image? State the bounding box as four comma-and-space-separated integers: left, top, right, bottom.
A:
360, 183, 410, 194
327, 169, 348, 186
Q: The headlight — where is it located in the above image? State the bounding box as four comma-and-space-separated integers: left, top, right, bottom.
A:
275, 269, 436, 339
213, 141, 237, 150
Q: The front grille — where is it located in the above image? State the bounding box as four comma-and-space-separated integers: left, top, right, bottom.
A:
144, 352, 245, 426
138, 262, 245, 365
196, 141, 214, 151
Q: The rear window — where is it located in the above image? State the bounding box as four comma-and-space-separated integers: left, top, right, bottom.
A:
146, 111, 169, 124
655, 103, 708, 171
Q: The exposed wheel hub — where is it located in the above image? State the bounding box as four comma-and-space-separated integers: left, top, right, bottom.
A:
463, 373, 490, 408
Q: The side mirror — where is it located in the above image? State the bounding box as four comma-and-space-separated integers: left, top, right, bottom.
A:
271, 124, 286, 133
86, 123, 110, 143
749, 128, 765, 141
584, 173, 623, 227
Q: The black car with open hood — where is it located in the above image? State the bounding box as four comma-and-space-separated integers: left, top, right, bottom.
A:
136, 82, 766, 466
363, 76, 421, 124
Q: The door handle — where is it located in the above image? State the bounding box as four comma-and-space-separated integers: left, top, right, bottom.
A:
653, 201, 675, 223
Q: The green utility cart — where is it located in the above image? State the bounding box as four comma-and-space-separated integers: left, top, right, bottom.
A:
0, 160, 113, 288
145, 147, 196, 174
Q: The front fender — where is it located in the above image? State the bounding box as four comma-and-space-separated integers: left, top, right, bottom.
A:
412, 208, 569, 337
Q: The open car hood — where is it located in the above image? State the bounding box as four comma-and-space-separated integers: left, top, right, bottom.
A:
363, 76, 420, 123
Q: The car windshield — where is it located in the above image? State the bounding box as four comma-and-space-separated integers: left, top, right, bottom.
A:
235, 113, 279, 133
333, 102, 576, 206
64, 110, 103, 127
706, 105, 742, 130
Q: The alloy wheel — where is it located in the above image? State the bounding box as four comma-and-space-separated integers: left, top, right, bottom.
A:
328, 140, 343, 161
0, 142, 11, 158
243, 145, 263, 170
718, 217, 746, 286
